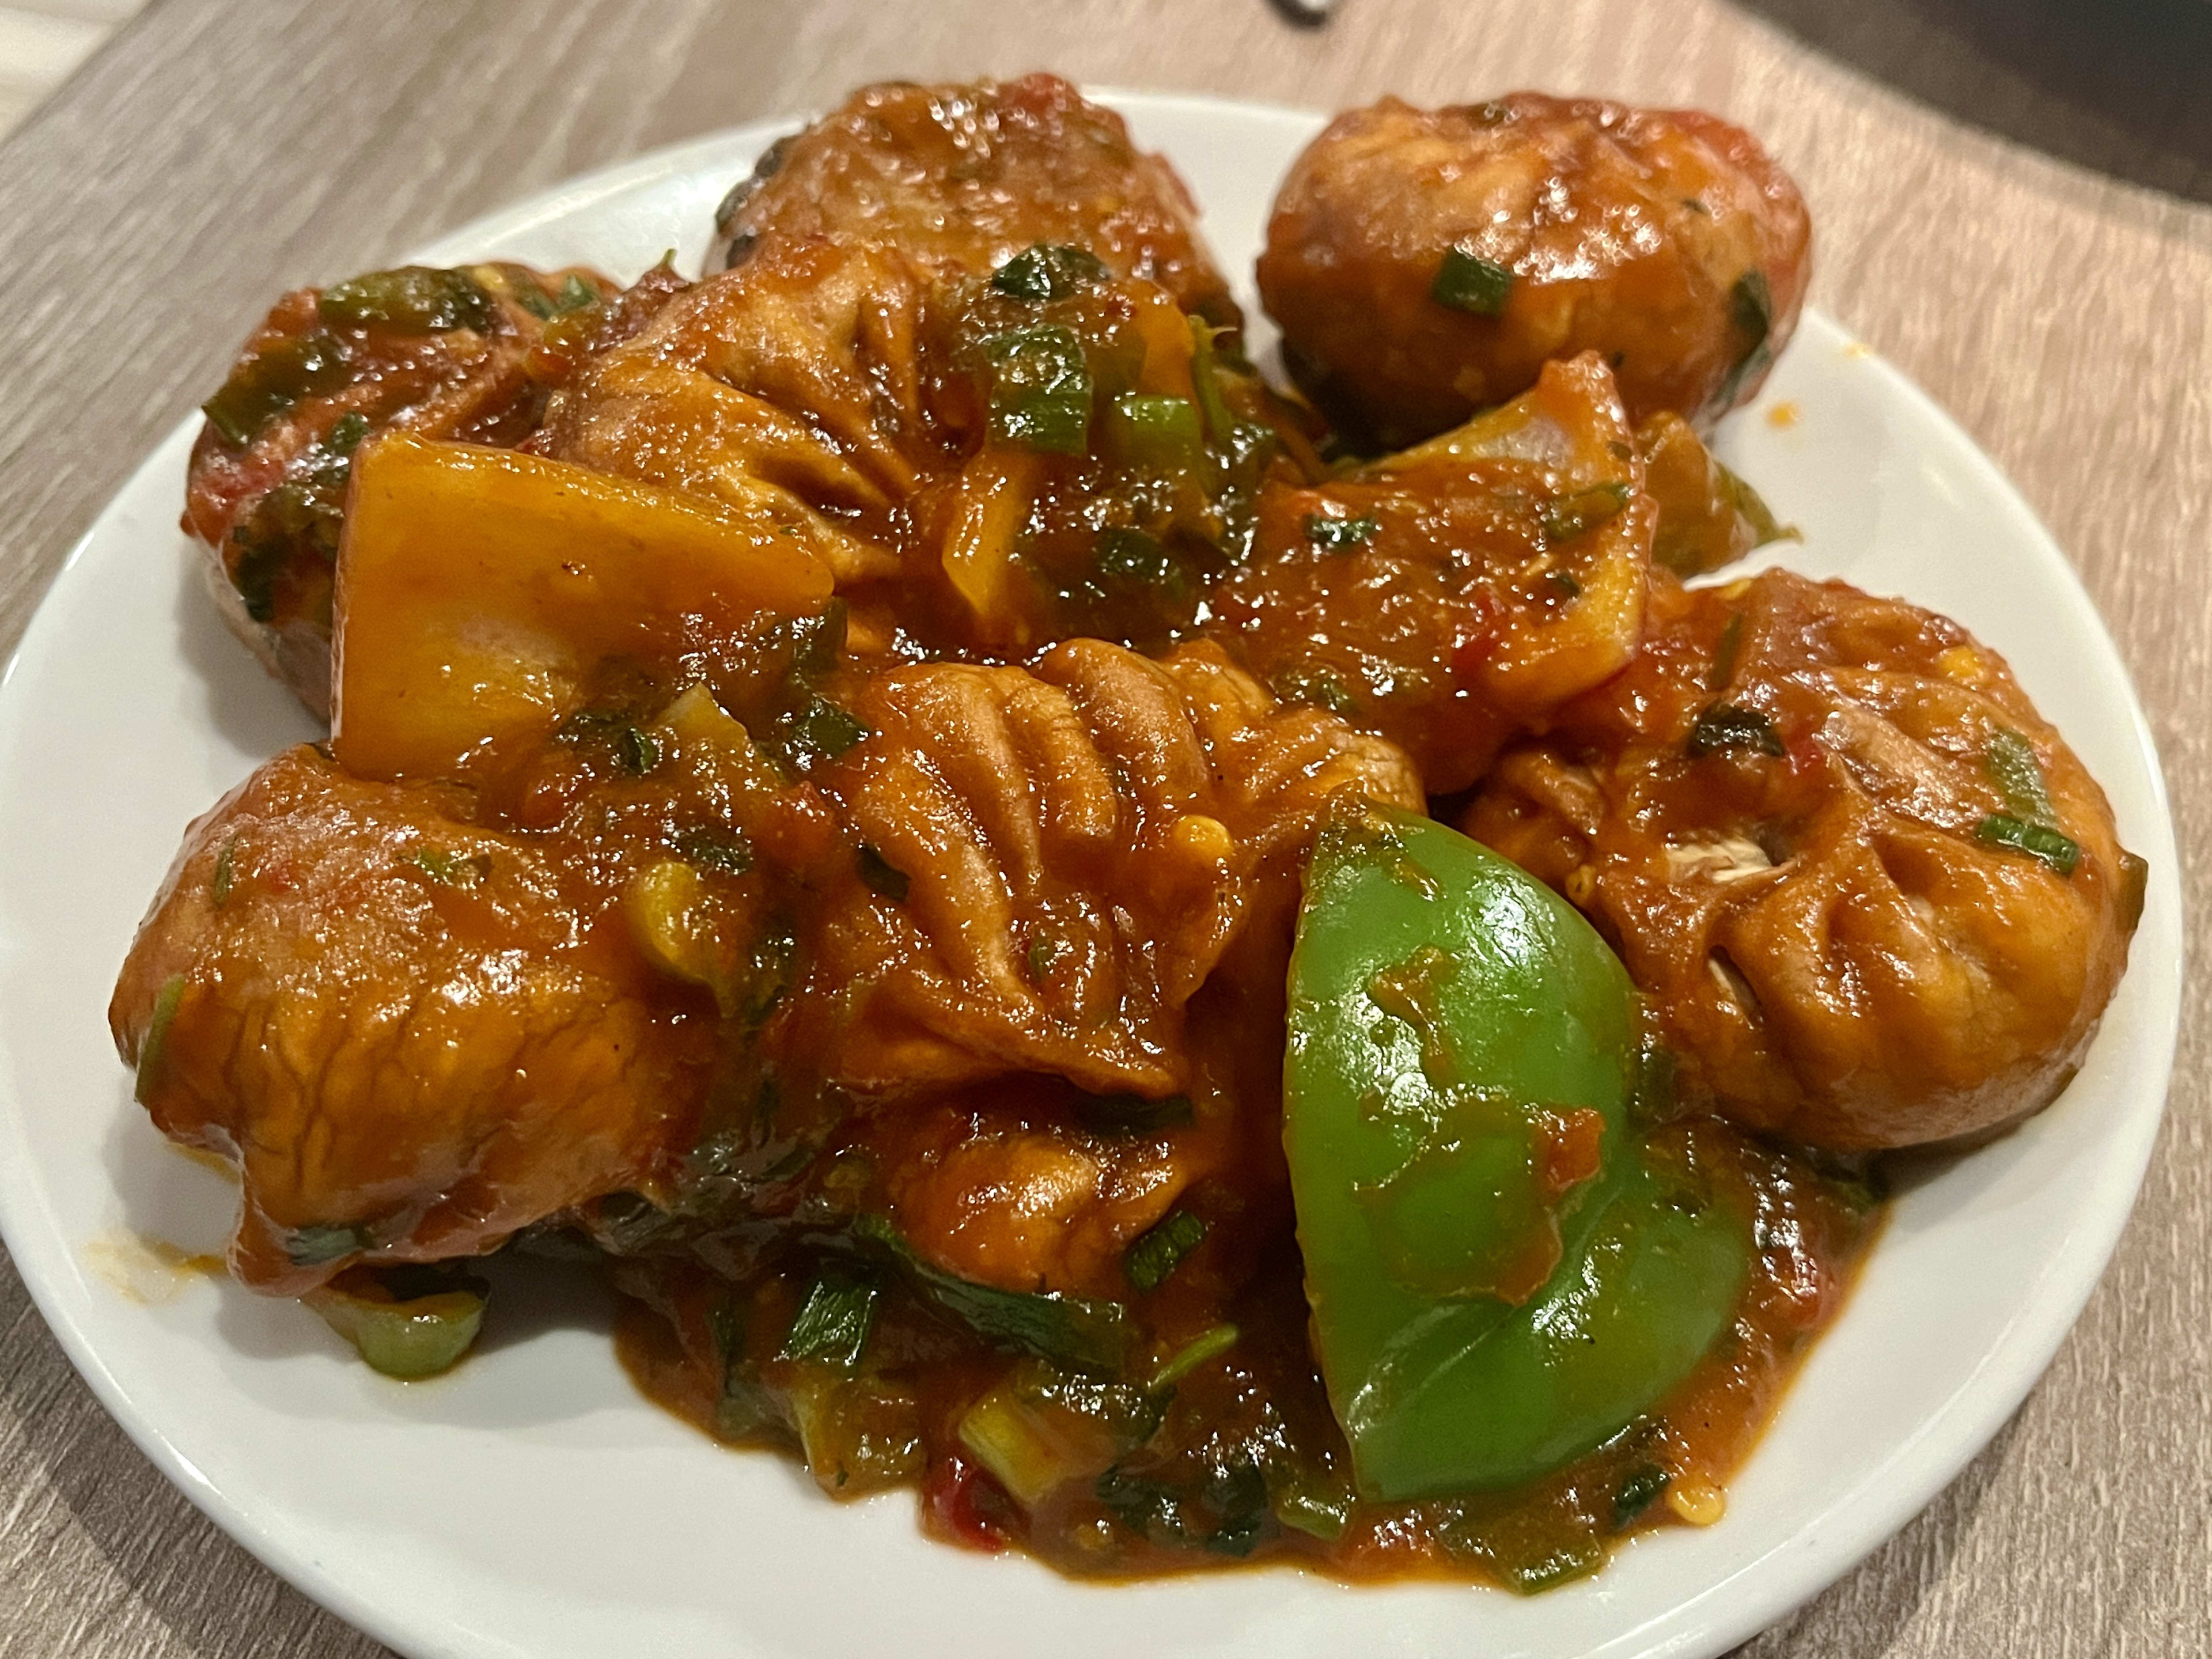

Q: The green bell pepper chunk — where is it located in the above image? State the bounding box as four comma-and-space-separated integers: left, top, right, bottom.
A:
1286, 804, 1750, 1500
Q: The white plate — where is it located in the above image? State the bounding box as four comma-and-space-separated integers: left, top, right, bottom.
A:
0, 93, 2182, 1659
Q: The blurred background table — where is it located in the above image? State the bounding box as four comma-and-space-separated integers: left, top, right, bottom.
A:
0, 1, 2205, 1653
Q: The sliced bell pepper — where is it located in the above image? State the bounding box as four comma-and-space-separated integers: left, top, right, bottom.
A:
1286, 802, 1750, 1500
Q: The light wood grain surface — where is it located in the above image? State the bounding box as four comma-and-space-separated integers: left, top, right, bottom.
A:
0, 1, 2205, 1654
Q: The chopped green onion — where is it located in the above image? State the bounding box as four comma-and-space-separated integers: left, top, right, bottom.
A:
306, 1267, 487, 1380
774, 696, 869, 771
1304, 512, 1378, 550
1268, 664, 1358, 715
1187, 317, 1238, 447
1986, 730, 2056, 825
1976, 813, 2081, 875
1541, 482, 1631, 543
283, 1222, 373, 1267
409, 846, 491, 887
957, 1384, 1081, 1506
1094, 527, 1175, 586
1715, 458, 1790, 548
1104, 393, 1203, 469
1733, 268, 1774, 346
1147, 1323, 1238, 1390
552, 272, 599, 315
982, 324, 1094, 455
615, 725, 660, 774
321, 412, 372, 461
1075, 1092, 1195, 1134
134, 974, 186, 1106
1715, 269, 1774, 407
856, 843, 909, 901
1123, 1209, 1207, 1293
200, 331, 351, 446
1687, 704, 1785, 759
1545, 569, 1584, 600
1268, 1460, 1355, 1541
853, 1213, 1127, 1372
318, 267, 496, 334
1431, 247, 1516, 316
1025, 934, 1063, 983
211, 837, 237, 908
1611, 1462, 1670, 1529
706, 1293, 782, 1440
777, 1262, 882, 1370
989, 243, 1108, 302
674, 826, 753, 875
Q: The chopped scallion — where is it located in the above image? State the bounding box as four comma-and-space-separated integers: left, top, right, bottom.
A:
1986, 730, 2056, 825
988, 243, 1108, 302
674, 826, 753, 875
1540, 482, 1631, 543
1687, 704, 1785, 759
133, 974, 186, 1107
318, 267, 496, 334
1304, 512, 1378, 550
1147, 1323, 1238, 1390
1094, 527, 1175, 586
1431, 247, 1516, 316
1123, 1209, 1207, 1293
778, 1262, 882, 1370
981, 324, 1094, 455
1976, 813, 2081, 874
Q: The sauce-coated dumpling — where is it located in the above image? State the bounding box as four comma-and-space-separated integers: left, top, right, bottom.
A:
1463, 570, 2144, 1151
1258, 93, 1811, 449
709, 73, 1241, 332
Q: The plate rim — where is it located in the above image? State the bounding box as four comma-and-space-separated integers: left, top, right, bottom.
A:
0, 90, 2183, 1659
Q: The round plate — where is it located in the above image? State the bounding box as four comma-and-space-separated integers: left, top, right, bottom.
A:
0, 93, 2181, 1659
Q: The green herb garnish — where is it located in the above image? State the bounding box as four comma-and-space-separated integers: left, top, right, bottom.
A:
674, 827, 753, 875
1541, 482, 1631, 543
409, 847, 491, 887
1687, 704, 1785, 758
981, 323, 1094, 455
989, 243, 1109, 303
283, 1222, 373, 1267
1431, 247, 1516, 316
1123, 1209, 1207, 1293
778, 1262, 882, 1370
853, 1213, 1128, 1372
1986, 730, 2056, 825
1105, 393, 1203, 469
1976, 813, 2081, 874
1304, 512, 1378, 550
1147, 1323, 1238, 1390
200, 330, 351, 446
1268, 664, 1358, 715
1612, 1463, 1670, 1529
133, 974, 187, 1107
318, 267, 496, 334
1094, 527, 1175, 586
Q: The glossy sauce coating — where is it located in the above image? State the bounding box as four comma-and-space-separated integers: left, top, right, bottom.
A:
709, 74, 1241, 332
1463, 569, 2143, 1149
1258, 93, 1811, 448
615, 1115, 1881, 1589
181, 263, 622, 714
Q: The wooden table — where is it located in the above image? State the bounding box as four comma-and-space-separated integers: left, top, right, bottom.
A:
1, 1, 2204, 1653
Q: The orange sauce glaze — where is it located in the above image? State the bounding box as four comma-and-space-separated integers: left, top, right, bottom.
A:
615, 1113, 1881, 1590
